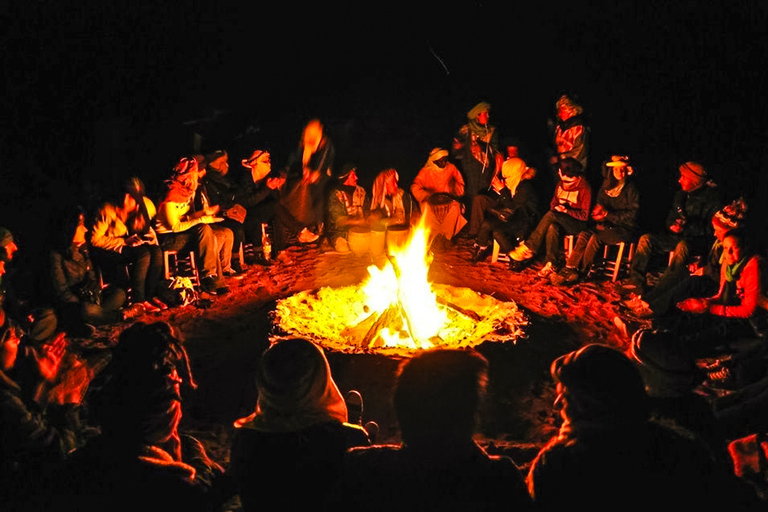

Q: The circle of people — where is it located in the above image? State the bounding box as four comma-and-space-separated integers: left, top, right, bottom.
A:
1, 94, 767, 509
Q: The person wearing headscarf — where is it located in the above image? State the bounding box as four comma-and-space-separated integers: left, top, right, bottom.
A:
452, 101, 502, 223
90, 177, 167, 312
550, 155, 640, 285
154, 157, 230, 295
622, 161, 723, 294
369, 168, 418, 228
551, 94, 589, 172
229, 338, 369, 511
325, 165, 369, 252
411, 148, 467, 250
527, 344, 747, 511
470, 157, 540, 263
45, 321, 234, 511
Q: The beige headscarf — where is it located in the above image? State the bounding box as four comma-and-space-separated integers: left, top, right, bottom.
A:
501, 157, 527, 196
234, 338, 348, 432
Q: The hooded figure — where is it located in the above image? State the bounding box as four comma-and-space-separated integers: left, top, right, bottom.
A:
230, 338, 369, 511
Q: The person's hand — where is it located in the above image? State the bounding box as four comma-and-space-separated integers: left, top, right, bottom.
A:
553, 204, 567, 213
591, 204, 608, 221
203, 204, 220, 216
38, 333, 67, 382
125, 234, 144, 247
669, 219, 684, 234
677, 297, 709, 314
490, 175, 504, 193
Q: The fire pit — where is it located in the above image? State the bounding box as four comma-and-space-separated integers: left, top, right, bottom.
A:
273, 222, 527, 357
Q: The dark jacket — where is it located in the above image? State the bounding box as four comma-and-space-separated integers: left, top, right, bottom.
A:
48, 245, 98, 305
665, 182, 723, 244
328, 440, 533, 512
595, 179, 640, 232
198, 169, 239, 210
230, 421, 369, 512
236, 174, 280, 211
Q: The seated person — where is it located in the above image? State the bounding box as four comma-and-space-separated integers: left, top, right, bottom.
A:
230, 338, 370, 512
527, 344, 754, 511
326, 165, 369, 253
411, 148, 467, 251
509, 157, 592, 278
470, 156, 539, 263
154, 157, 229, 295
48, 207, 139, 337
666, 229, 764, 355
622, 161, 723, 294
0, 310, 86, 509
467, 139, 522, 239
327, 348, 532, 511
90, 177, 167, 313
625, 198, 748, 318
550, 155, 640, 285
238, 149, 289, 257
199, 150, 248, 274
47, 321, 234, 511
369, 168, 419, 229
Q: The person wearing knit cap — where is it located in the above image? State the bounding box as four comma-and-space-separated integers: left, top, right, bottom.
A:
550, 94, 589, 174
411, 148, 467, 250
452, 101, 502, 233
624, 197, 749, 320
230, 338, 370, 511
199, 150, 248, 275
550, 155, 640, 286
621, 161, 723, 295
469, 157, 540, 263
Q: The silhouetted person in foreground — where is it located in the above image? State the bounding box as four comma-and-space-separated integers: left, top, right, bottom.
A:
230, 337, 369, 512
327, 348, 532, 512
527, 344, 761, 511
46, 321, 234, 511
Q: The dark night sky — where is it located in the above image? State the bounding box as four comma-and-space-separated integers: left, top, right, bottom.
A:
3, 1, 768, 246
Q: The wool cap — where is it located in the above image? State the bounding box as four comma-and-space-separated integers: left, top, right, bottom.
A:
712, 197, 748, 231
679, 161, 707, 182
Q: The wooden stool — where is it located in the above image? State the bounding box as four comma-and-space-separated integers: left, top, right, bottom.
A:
491, 240, 510, 263
564, 235, 574, 260
602, 241, 636, 282
163, 250, 201, 287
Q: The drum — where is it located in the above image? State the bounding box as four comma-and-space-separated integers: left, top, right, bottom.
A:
370, 226, 386, 256
428, 193, 454, 224
348, 226, 372, 257
386, 224, 410, 253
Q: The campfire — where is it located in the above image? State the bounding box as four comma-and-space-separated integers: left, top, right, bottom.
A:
273, 220, 528, 357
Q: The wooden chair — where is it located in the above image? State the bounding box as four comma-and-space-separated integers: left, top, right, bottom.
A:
163, 250, 200, 287
601, 241, 636, 282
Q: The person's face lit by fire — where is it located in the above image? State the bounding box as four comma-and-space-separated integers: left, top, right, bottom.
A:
722, 235, 743, 266
678, 172, 698, 193
302, 120, 323, 149
557, 105, 571, 121
612, 164, 629, 181
2, 241, 18, 263
506, 146, 519, 159
558, 170, 579, 188
72, 214, 87, 246
712, 219, 730, 242
433, 157, 448, 169
477, 110, 489, 126
121, 193, 138, 219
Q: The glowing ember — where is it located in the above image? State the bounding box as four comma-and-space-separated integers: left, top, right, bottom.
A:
274, 221, 527, 356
